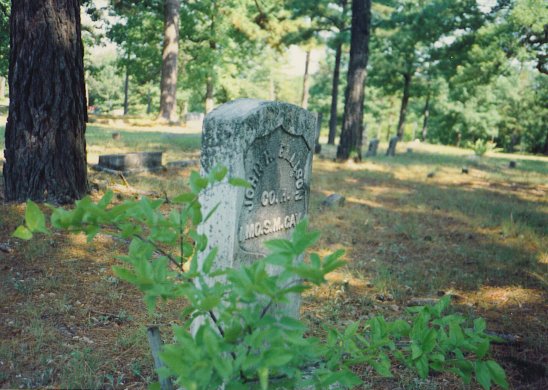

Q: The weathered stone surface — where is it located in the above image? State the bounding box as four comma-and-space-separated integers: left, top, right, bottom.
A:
166, 160, 199, 168
94, 152, 163, 174
321, 193, 345, 208
386, 136, 399, 156
198, 99, 316, 319
365, 138, 379, 157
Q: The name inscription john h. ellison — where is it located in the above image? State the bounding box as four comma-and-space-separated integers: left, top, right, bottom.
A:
238, 126, 310, 255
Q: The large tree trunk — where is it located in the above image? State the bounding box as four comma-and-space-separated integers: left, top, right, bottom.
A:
396, 72, 411, 139
301, 49, 311, 109
421, 93, 430, 142
337, 0, 371, 161
158, 0, 180, 123
328, 42, 343, 145
4, 0, 87, 204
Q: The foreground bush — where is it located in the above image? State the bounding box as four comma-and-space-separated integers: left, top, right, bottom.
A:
14, 167, 508, 389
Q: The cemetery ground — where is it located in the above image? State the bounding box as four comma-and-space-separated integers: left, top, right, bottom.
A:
0, 119, 547, 389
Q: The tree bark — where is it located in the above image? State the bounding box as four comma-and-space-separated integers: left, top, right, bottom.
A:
396, 72, 411, 140
158, 0, 180, 123
421, 92, 430, 142
4, 0, 88, 204
328, 42, 343, 145
301, 49, 311, 109
123, 63, 129, 115
337, 0, 371, 161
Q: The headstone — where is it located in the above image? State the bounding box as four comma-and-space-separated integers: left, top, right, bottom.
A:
508, 160, 517, 168
94, 152, 163, 174
406, 148, 413, 154
321, 193, 345, 208
198, 99, 316, 319
112, 132, 121, 140
166, 160, 199, 169
365, 138, 379, 157
314, 112, 323, 154
386, 136, 399, 156
461, 166, 469, 174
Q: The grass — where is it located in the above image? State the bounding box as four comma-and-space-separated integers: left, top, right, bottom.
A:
0, 118, 547, 388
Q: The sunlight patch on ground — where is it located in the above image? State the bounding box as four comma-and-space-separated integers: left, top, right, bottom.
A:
472, 286, 544, 308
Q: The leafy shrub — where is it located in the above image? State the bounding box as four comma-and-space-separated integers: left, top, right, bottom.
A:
469, 139, 497, 156
14, 167, 508, 389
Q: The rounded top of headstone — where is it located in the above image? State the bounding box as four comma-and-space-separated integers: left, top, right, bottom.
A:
201, 99, 317, 173
206, 98, 315, 123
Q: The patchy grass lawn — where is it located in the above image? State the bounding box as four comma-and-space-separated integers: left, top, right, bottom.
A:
0, 119, 547, 389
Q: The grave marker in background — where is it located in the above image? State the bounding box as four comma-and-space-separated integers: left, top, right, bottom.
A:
198, 99, 317, 319
386, 135, 399, 156
365, 138, 379, 157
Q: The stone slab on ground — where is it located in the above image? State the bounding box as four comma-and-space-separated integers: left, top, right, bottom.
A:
93, 152, 164, 175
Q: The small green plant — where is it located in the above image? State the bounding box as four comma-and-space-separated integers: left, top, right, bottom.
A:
470, 139, 497, 156
14, 167, 508, 389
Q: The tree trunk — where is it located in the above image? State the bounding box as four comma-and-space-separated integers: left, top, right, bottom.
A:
301, 49, 311, 109
146, 88, 152, 115
396, 72, 411, 140
337, 0, 371, 161
328, 42, 343, 145
158, 0, 180, 123
4, 0, 88, 204
421, 93, 430, 142
123, 63, 129, 116
205, 40, 216, 113
205, 76, 214, 113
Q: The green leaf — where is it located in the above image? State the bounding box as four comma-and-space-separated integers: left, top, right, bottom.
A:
148, 382, 161, 390
371, 354, 393, 377
228, 177, 251, 188
172, 193, 197, 204
415, 355, 429, 378
25, 201, 48, 233
202, 247, 218, 273
258, 367, 268, 390
211, 165, 228, 182
189, 172, 209, 194
474, 318, 486, 333
13, 225, 32, 240
203, 203, 220, 223
486, 360, 509, 389
475, 361, 491, 390
411, 343, 423, 359
264, 239, 294, 254
98, 190, 113, 208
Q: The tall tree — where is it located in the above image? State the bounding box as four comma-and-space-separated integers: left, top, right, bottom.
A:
336, 0, 371, 161
158, 0, 180, 122
4, 0, 87, 204
0, 0, 9, 97
108, 3, 163, 115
